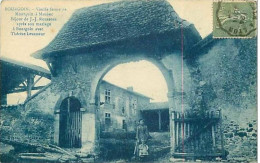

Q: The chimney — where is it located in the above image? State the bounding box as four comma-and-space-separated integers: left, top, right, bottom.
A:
127, 86, 133, 91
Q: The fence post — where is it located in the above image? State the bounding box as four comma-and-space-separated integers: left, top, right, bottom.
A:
171, 111, 176, 155
219, 109, 225, 158
176, 112, 179, 152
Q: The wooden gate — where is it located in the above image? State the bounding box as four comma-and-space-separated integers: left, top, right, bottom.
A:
171, 109, 225, 160
59, 97, 82, 148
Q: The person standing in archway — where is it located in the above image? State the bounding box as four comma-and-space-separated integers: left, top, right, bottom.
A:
136, 119, 149, 143
134, 119, 150, 159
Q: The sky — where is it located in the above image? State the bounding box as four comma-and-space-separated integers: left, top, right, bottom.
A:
103, 60, 168, 102
1, 0, 212, 104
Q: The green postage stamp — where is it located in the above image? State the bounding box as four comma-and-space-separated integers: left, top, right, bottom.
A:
213, 0, 257, 38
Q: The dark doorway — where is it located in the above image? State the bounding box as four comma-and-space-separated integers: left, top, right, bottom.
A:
104, 113, 111, 131
59, 97, 82, 148
122, 120, 127, 130
141, 109, 169, 132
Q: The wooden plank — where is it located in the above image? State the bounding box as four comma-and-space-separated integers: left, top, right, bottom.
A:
68, 98, 71, 148
181, 120, 184, 153
31, 76, 43, 88
19, 153, 45, 157
8, 86, 46, 93
46, 62, 57, 76
158, 110, 162, 131
219, 110, 225, 157
77, 111, 79, 147
27, 74, 34, 98
187, 123, 190, 137
178, 119, 182, 152
212, 125, 216, 150
173, 152, 223, 158
80, 112, 82, 147
173, 112, 176, 153
176, 121, 179, 149
174, 118, 220, 123
71, 112, 74, 147
74, 112, 77, 146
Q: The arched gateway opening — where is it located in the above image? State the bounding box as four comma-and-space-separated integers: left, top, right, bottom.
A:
92, 58, 175, 108
92, 58, 175, 159
59, 97, 82, 148
94, 59, 174, 130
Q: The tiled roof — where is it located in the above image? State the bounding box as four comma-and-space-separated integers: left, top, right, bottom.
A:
141, 102, 169, 110
101, 80, 152, 99
32, 0, 201, 59
1, 57, 51, 79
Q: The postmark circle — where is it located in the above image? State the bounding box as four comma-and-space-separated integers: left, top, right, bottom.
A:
216, 1, 256, 37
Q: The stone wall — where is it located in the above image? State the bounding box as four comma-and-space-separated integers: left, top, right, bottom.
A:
0, 93, 55, 145
223, 113, 257, 162
196, 38, 257, 161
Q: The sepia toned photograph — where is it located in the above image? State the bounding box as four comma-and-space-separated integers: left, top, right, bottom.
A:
0, 0, 257, 162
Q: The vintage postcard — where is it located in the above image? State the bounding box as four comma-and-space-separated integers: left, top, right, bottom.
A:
0, 0, 257, 162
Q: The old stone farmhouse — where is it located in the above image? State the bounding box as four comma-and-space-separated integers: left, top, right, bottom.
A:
98, 80, 170, 133
98, 80, 150, 132
0, 0, 257, 162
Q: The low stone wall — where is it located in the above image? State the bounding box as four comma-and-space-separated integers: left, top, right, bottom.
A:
0, 105, 54, 144
223, 116, 257, 162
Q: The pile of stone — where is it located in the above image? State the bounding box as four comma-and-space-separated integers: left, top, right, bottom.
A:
0, 138, 95, 162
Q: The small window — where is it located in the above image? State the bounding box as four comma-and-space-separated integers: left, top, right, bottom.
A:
133, 100, 137, 113
132, 100, 137, 108
122, 120, 127, 130
105, 89, 111, 103
105, 113, 111, 126
105, 113, 111, 118
122, 107, 125, 114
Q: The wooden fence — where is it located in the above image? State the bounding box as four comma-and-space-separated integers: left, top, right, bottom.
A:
171, 109, 225, 160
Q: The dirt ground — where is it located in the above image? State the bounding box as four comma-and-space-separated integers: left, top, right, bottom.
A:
0, 132, 232, 162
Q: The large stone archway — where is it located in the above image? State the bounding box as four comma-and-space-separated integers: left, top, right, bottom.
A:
89, 54, 193, 154
30, 0, 202, 155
